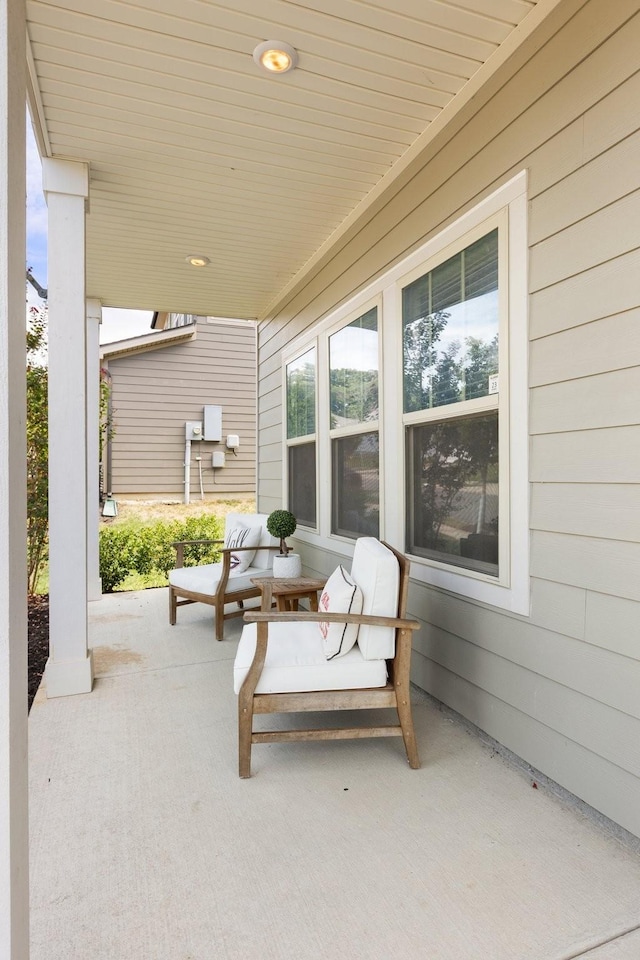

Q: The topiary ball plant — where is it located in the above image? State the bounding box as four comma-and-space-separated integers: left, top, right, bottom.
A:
267, 509, 297, 556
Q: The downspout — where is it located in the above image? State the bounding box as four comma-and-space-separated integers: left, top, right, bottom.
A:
184, 438, 191, 504
103, 367, 113, 500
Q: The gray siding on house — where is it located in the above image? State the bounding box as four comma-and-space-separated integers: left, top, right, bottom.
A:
106, 318, 256, 498
255, 1, 640, 836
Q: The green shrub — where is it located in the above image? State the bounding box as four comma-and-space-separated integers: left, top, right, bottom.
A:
178, 515, 224, 566
99, 514, 225, 592
99, 526, 137, 592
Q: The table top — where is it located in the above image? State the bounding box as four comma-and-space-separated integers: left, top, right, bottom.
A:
251, 575, 326, 595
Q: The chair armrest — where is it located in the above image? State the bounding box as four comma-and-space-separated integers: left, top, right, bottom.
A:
172, 538, 223, 568
216, 544, 283, 592
244, 610, 420, 631
220, 545, 283, 555
218, 545, 264, 554
172, 538, 224, 546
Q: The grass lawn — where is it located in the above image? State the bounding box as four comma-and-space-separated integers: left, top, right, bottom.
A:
109, 496, 256, 526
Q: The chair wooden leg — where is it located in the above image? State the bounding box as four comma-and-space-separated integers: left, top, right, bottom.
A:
396, 688, 420, 769
238, 693, 253, 778
215, 601, 224, 641
169, 586, 177, 625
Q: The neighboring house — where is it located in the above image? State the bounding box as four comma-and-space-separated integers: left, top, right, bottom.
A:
101, 316, 256, 501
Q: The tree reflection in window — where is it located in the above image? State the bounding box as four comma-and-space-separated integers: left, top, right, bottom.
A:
332, 433, 380, 539
403, 230, 498, 413
407, 413, 499, 576
287, 348, 316, 439
330, 307, 378, 428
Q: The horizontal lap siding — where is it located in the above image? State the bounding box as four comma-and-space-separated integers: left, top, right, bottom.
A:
108, 320, 256, 497
257, 1, 640, 835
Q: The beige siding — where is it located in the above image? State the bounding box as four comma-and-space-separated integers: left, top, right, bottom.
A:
531, 426, 640, 483
106, 319, 256, 498
255, 2, 640, 837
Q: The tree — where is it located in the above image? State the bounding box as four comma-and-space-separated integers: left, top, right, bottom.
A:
26, 303, 48, 593
99, 367, 116, 498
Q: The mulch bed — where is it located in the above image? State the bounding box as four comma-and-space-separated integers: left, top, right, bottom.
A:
28, 594, 49, 711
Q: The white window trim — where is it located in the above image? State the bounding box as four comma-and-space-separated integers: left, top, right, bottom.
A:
282, 172, 530, 615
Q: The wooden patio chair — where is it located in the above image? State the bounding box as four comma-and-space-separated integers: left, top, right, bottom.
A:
168, 512, 278, 640
234, 537, 420, 777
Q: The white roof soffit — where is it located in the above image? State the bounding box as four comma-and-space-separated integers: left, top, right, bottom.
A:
26, 0, 562, 321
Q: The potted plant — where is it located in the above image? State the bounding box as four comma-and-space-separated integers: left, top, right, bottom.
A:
267, 509, 301, 578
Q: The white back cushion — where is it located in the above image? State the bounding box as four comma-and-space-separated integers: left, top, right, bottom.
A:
350, 538, 399, 660
224, 513, 277, 570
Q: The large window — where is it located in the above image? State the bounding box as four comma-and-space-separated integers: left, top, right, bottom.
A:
403, 227, 501, 577
286, 348, 317, 528
280, 174, 529, 614
329, 307, 380, 539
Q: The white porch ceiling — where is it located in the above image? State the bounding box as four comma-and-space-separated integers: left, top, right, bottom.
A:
26, 0, 545, 320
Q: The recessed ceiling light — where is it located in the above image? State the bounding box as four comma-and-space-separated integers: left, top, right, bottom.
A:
253, 40, 298, 75
185, 255, 210, 267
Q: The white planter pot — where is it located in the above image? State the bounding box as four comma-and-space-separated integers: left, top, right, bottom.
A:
272, 553, 302, 579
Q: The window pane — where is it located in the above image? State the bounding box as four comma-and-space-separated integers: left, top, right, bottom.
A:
287, 348, 316, 439
406, 413, 498, 576
403, 229, 499, 413
329, 307, 378, 428
288, 442, 316, 527
332, 433, 379, 539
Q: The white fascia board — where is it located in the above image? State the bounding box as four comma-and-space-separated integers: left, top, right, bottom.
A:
100, 324, 197, 360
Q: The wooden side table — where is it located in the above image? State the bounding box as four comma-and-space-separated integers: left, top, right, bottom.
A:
251, 576, 326, 612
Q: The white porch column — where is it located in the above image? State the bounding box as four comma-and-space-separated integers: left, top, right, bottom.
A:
0, 0, 30, 956
43, 157, 94, 697
86, 299, 102, 601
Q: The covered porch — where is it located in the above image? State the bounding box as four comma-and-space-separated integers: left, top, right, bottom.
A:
28, 587, 640, 959
3, 0, 640, 955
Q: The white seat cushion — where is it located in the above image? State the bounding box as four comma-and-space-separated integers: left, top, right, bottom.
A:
169, 562, 269, 597
234, 621, 387, 694
318, 565, 363, 659
350, 538, 399, 660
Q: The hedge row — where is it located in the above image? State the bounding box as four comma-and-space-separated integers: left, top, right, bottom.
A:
99, 514, 224, 593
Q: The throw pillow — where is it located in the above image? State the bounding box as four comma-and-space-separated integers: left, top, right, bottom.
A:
225, 524, 262, 573
318, 565, 363, 660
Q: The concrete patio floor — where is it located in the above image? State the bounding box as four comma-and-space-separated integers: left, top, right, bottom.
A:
29, 587, 640, 960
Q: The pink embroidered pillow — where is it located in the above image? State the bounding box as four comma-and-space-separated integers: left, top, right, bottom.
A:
318, 565, 363, 660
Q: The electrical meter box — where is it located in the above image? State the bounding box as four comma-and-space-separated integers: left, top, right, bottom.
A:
203, 404, 222, 441
185, 421, 203, 440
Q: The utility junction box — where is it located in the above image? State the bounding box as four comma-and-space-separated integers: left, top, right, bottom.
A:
204, 404, 222, 441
